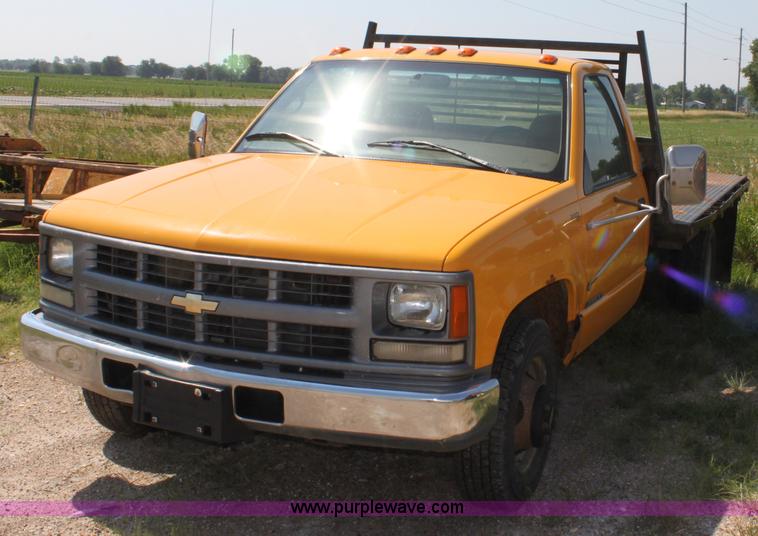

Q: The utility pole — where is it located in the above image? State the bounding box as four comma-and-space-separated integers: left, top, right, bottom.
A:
682, 2, 687, 113
206, 0, 215, 80
736, 27, 743, 112
231, 28, 235, 58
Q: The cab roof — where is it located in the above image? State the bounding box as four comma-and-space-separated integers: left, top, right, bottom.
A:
313, 47, 585, 73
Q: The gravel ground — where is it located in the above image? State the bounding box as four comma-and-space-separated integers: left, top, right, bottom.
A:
0, 350, 747, 535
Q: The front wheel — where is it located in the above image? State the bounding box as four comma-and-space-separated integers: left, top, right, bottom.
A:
82, 389, 148, 437
458, 318, 558, 499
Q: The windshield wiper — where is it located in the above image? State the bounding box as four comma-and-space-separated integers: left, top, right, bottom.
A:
244, 131, 341, 157
367, 139, 516, 175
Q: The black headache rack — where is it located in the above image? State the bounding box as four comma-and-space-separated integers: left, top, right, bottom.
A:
363, 21, 665, 179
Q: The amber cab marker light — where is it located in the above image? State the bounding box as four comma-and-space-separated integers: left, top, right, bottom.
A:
458, 47, 478, 57
329, 47, 351, 56
540, 53, 558, 65
449, 286, 469, 338
426, 46, 447, 56
396, 45, 417, 55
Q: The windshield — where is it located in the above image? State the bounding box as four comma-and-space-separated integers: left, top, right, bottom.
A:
235, 60, 568, 180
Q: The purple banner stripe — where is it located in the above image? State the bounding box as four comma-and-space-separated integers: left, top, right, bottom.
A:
0, 501, 757, 517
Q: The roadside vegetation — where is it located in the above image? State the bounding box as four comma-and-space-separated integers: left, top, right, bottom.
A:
0, 71, 279, 99
0, 107, 755, 509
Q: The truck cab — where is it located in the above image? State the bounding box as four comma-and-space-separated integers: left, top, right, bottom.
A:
21, 23, 749, 499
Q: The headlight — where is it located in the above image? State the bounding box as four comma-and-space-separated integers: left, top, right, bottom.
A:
388, 283, 446, 330
48, 238, 74, 277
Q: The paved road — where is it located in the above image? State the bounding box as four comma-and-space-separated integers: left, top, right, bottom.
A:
0, 96, 269, 108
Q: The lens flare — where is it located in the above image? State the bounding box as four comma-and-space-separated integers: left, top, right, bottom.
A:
659, 264, 749, 319
712, 290, 749, 317
660, 264, 707, 296
592, 228, 610, 251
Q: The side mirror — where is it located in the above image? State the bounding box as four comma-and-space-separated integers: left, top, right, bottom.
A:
188, 111, 208, 159
665, 145, 706, 205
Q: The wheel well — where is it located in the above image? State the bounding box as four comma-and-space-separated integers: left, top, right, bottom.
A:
502, 281, 570, 358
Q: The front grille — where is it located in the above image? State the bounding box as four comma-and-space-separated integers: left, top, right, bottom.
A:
95, 245, 353, 308
95, 291, 138, 328
93, 291, 352, 361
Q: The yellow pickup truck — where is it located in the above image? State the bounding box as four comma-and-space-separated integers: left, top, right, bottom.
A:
21, 22, 749, 499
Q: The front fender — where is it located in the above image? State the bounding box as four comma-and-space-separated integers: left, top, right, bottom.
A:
443, 182, 586, 369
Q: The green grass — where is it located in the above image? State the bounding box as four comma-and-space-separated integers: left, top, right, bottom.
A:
0, 242, 37, 355
0, 71, 280, 99
589, 301, 758, 500
632, 113, 758, 281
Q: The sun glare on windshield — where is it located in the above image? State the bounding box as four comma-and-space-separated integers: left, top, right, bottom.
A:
237, 60, 568, 181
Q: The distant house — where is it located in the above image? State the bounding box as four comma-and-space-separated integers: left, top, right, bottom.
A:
684, 100, 707, 110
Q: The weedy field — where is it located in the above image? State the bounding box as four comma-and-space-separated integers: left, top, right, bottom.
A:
0, 107, 755, 530
0, 71, 279, 99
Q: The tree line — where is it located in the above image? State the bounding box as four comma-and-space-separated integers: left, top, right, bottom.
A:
0, 54, 295, 84
624, 82, 747, 110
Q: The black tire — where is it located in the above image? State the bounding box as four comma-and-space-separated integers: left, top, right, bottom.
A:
82, 389, 148, 437
672, 225, 716, 313
458, 318, 558, 499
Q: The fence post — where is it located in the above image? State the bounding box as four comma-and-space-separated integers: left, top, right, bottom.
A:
28, 75, 40, 133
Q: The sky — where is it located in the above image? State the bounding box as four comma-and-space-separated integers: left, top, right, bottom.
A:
2, 0, 756, 89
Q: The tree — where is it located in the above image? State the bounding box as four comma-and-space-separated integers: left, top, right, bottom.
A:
154, 62, 175, 78
714, 85, 735, 110
64, 56, 87, 75
743, 38, 758, 109
240, 55, 262, 83
89, 61, 102, 75
100, 56, 126, 76
28, 60, 50, 73
691, 84, 716, 108
137, 59, 155, 78
664, 82, 690, 107
208, 63, 231, 81
182, 65, 206, 80
52, 57, 68, 74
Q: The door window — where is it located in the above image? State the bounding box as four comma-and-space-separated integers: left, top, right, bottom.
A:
583, 76, 634, 193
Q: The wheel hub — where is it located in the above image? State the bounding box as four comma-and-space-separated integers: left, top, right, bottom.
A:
530, 385, 554, 447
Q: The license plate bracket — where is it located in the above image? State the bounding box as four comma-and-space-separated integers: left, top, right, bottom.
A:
132, 370, 243, 443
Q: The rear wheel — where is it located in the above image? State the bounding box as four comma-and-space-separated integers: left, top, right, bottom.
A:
82, 389, 148, 437
458, 318, 558, 499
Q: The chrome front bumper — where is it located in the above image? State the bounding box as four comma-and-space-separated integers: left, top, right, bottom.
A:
20, 310, 499, 451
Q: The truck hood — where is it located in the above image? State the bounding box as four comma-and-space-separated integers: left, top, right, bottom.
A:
44, 153, 555, 270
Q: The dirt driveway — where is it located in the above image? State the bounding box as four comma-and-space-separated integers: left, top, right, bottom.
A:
2, 332, 749, 536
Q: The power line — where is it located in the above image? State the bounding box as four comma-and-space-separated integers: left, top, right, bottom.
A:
687, 23, 738, 45
601, 0, 682, 25
632, 0, 681, 16
503, 1, 632, 38
686, 12, 738, 37
687, 5, 740, 31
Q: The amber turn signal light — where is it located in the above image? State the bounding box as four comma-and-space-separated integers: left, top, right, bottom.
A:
396, 45, 417, 54
426, 46, 447, 55
450, 286, 469, 338
329, 47, 351, 56
539, 53, 558, 65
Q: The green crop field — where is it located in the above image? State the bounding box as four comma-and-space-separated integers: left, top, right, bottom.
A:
0, 108, 756, 509
0, 71, 280, 99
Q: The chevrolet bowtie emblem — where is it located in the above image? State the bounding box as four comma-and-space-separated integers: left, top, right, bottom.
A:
170, 292, 219, 315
